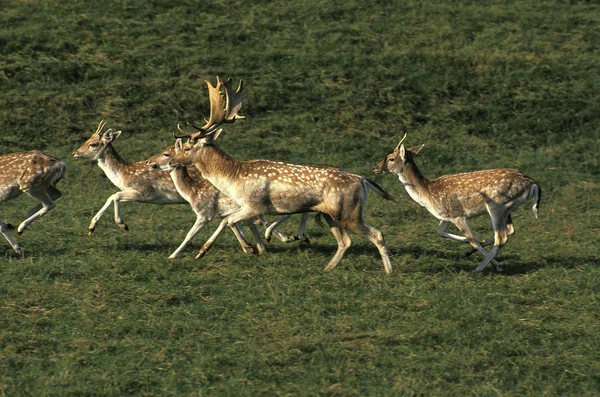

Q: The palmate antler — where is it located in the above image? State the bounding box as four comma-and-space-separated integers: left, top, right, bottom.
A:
176, 76, 244, 141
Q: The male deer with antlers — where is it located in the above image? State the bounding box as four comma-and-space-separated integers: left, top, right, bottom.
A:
373, 134, 541, 272
0, 151, 66, 255
169, 77, 395, 273
146, 141, 310, 258
73, 120, 302, 256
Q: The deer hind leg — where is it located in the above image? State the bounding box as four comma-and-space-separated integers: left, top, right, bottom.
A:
17, 189, 57, 236
348, 220, 392, 275
474, 207, 510, 273
453, 218, 502, 271
295, 213, 310, 243
464, 214, 512, 257
259, 215, 291, 242
322, 214, 352, 272
0, 217, 22, 255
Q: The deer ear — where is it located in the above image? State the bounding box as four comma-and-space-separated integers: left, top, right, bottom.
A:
175, 138, 183, 150
408, 144, 424, 155
102, 129, 121, 143
399, 144, 407, 161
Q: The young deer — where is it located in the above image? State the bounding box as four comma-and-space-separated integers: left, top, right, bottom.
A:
0, 151, 66, 255
373, 134, 541, 272
170, 77, 395, 273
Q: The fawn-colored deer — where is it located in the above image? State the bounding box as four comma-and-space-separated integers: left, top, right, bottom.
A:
0, 151, 66, 255
169, 77, 395, 273
373, 134, 541, 272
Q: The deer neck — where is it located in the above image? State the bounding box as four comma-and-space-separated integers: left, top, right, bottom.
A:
191, 145, 241, 194
398, 159, 432, 208
96, 145, 130, 189
169, 167, 195, 200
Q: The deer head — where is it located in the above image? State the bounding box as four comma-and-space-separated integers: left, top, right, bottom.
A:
146, 139, 187, 172
73, 120, 122, 160
373, 133, 424, 175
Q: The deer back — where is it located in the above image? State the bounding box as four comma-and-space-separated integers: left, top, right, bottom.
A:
0, 151, 65, 201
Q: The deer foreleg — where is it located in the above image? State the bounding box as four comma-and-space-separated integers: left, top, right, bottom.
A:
245, 221, 266, 255
231, 222, 255, 254
196, 218, 229, 259
196, 208, 264, 259
1, 218, 21, 255
169, 216, 210, 259
89, 191, 141, 234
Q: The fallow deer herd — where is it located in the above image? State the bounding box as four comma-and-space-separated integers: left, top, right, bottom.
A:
1, 77, 541, 274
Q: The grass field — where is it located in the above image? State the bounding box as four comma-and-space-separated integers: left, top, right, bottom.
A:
1, 0, 600, 395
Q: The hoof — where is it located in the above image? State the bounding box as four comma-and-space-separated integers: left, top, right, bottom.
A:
119, 223, 129, 231
88, 228, 96, 235
196, 250, 207, 259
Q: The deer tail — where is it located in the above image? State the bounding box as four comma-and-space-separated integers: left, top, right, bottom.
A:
365, 179, 396, 202
530, 183, 541, 219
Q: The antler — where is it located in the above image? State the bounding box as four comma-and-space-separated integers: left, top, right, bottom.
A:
394, 133, 408, 152
175, 76, 244, 141
95, 119, 108, 136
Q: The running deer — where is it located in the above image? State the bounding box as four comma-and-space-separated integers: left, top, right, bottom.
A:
0, 151, 66, 255
170, 77, 395, 273
373, 134, 541, 272
73, 120, 300, 256
72, 120, 196, 235
146, 140, 309, 258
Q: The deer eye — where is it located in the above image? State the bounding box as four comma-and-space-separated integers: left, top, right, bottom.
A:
388, 157, 395, 162
89, 142, 99, 147
163, 153, 170, 157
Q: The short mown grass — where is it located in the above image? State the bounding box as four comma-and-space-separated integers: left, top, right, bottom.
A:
1, 0, 599, 395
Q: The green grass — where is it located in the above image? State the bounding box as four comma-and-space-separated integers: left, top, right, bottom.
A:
1, 0, 600, 395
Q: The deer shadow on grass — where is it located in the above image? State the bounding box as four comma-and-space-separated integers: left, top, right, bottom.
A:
389, 245, 592, 276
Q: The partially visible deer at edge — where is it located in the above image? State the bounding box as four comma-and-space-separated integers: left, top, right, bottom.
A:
169, 77, 396, 274
373, 134, 541, 272
0, 151, 66, 255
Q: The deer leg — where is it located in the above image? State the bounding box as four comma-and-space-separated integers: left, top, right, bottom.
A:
322, 214, 352, 272
89, 194, 117, 234
245, 221, 266, 255
17, 190, 56, 236
260, 215, 292, 242
231, 222, 254, 254
453, 218, 501, 271
296, 213, 310, 244
348, 220, 392, 275
475, 208, 510, 272
0, 217, 22, 255
89, 190, 141, 234
196, 208, 261, 259
169, 215, 210, 259
465, 213, 513, 257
